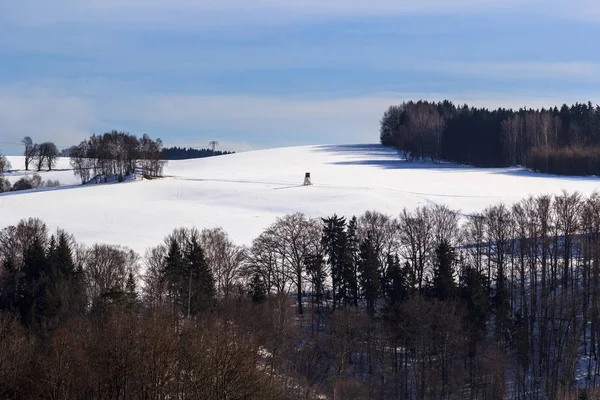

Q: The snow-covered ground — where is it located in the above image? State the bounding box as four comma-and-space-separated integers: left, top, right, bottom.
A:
1, 144, 599, 253
3, 156, 81, 186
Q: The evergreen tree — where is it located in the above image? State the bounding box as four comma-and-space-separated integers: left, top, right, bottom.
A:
125, 272, 138, 311
431, 239, 456, 301
19, 237, 57, 335
163, 237, 184, 309
184, 233, 215, 316
358, 237, 381, 316
345, 216, 360, 307
321, 215, 347, 307
460, 266, 490, 335
0, 256, 19, 313
304, 252, 326, 309
383, 254, 408, 308
249, 273, 267, 304
382, 254, 410, 323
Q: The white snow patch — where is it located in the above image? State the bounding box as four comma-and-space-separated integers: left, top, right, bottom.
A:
1, 144, 599, 254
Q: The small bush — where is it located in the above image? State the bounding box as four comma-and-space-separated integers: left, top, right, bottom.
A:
0, 177, 11, 193
11, 177, 34, 191
10, 174, 61, 192
44, 179, 60, 188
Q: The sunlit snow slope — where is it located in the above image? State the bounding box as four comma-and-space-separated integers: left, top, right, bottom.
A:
1, 144, 599, 253
4, 156, 81, 186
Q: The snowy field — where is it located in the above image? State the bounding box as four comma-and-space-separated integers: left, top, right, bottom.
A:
4, 156, 82, 186
1, 144, 600, 254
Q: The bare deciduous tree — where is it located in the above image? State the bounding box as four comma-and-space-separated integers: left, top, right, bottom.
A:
21, 137, 36, 171
201, 227, 246, 298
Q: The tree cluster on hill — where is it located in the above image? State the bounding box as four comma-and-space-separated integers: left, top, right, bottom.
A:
380, 100, 600, 175
3, 192, 600, 398
162, 146, 234, 160
20, 137, 60, 172
69, 131, 167, 184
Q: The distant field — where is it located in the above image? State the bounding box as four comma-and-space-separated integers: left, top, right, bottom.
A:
1, 144, 599, 253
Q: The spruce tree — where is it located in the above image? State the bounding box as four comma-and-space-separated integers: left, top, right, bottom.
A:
0, 256, 19, 313
384, 254, 407, 308
163, 237, 184, 309
431, 239, 456, 301
304, 252, 326, 309
125, 272, 138, 311
321, 215, 347, 307
20, 237, 56, 334
345, 216, 360, 307
184, 234, 215, 316
249, 273, 267, 304
358, 237, 381, 316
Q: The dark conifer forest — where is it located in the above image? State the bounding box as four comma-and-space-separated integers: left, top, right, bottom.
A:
162, 146, 234, 160
380, 100, 600, 175
2, 192, 600, 399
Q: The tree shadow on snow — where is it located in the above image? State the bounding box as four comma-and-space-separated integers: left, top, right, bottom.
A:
488, 168, 600, 182
313, 144, 477, 171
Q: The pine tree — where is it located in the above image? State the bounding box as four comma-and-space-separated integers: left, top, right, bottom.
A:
460, 266, 490, 335
305, 252, 326, 309
384, 254, 408, 308
184, 233, 215, 316
19, 237, 56, 334
345, 216, 360, 307
321, 215, 347, 307
382, 254, 409, 324
163, 237, 184, 309
431, 239, 456, 301
125, 272, 138, 311
358, 237, 381, 316
0, 256, 19, 313
249, 273, 267, 304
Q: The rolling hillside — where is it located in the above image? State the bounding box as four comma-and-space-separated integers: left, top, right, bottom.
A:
1, 144, 599, 253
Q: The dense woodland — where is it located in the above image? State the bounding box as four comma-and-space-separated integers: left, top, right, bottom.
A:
380, 101, 600, 175
69, 131, 166, 183
162, 146, 234, 160
2, 192, 600, 399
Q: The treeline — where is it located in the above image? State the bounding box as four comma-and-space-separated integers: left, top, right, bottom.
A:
69, 131, 167, 184
3, 192, 600, 398
162, 146, 234, 160
380, 100, 600, 175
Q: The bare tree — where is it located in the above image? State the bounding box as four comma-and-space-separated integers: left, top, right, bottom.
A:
70, 141, 93, 184
201, 227, 246, 299
262, 213, 321, 315
21, 137, 37, 171
84, 244, 140, 309
0, 312, 34, 399
399, 206, 434, 290
357, 210, 398, 265
142, 245, 168, 310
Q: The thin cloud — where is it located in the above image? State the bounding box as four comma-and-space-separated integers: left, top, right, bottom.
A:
440, 62, 600, 81
2, 0, 593, 28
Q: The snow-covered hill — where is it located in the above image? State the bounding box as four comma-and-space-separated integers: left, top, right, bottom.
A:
4, 156, 82, 186
1, 144, 599, 253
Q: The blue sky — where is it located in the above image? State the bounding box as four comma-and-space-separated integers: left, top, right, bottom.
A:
1, 0, 599, 154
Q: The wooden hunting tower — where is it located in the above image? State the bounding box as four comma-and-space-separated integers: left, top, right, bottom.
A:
303, 172, 312, 186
